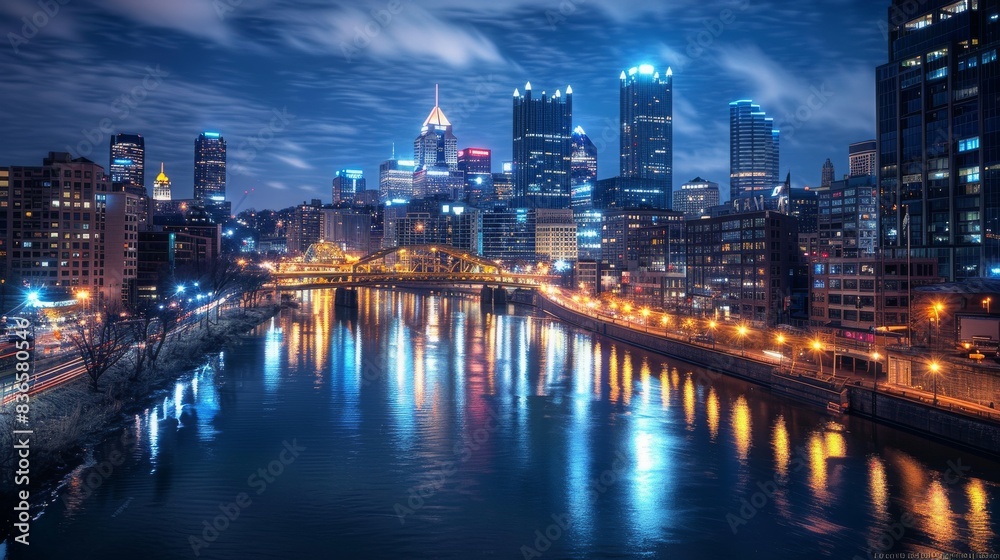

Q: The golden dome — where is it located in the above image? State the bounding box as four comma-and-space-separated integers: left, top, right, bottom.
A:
155, 162, 169, 183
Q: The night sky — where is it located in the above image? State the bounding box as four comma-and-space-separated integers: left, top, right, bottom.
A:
1, 0, 887, 211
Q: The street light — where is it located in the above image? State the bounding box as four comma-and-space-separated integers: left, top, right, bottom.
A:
708, 320, 717, 349
929, 361, 941, 406
984, 297, 992, 314
736, 325, 749, 357
930, 301, 944, 349
871, 351, 881, 391
811, 339, 824, 375
776, 334, 786, 371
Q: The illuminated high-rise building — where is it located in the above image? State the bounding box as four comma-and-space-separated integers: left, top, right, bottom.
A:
570, 126, 598, 210
379, 157, 416, 202
730, 100, 779, 201
877, 0, 1000, 280
194, 132, 226, 203
848, 140, 876, 178
109, 133, 145, 190
458, 148, 492, 203
620, 65, 672, 199
512, 82, 573, 209
332, 169, 365, 204
153, 162, 171, 202
414, 85, 462, 198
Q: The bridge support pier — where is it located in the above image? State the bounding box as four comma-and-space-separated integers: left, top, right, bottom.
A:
492, 286, 508, 306
480, 286, 494, 307
335, 288, 358, 308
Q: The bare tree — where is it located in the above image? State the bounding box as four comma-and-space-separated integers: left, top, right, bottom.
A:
68, 299, 133, 391
237, 264, 270, 311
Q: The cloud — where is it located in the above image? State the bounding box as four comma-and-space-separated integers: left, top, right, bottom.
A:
100, 0, 234, 44
274, 154, 313, 170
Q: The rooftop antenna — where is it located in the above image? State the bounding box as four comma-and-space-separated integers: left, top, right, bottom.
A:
391, 142, 395, 160
435, 83, 439, 106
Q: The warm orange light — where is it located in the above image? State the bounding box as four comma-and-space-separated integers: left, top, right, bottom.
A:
776, 334, 785, 345
929, 361, 941, 374
812, 339, 823, 351
737, 325, 748, 337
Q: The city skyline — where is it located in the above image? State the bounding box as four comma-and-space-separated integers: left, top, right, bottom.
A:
0, 0, 885, 210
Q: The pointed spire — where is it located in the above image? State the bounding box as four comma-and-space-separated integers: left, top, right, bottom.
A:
435, 83, 439, 107
160, 162, 164, 174
666, 67, 673, 77
555, 89, 561, 98
391, 142, 396, 160
513, 87, 520, 97
620, 70, 627, 80
566, 84, 573, 94
525, 81, 532, 91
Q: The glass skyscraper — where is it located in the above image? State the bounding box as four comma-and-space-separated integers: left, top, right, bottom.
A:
194, 132, 226, 202
620, 65, 672, 202
109, 133, 145, 190
729, 100, 779, 202
876, 0, 1000, 280
570, 126, 597, 210
512, 82, 573, 209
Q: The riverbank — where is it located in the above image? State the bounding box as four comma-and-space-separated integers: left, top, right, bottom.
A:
0, 304, 279, 501
534, 292, 1000, 459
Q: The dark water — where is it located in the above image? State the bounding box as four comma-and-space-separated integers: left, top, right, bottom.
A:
22, 289, 1000, 559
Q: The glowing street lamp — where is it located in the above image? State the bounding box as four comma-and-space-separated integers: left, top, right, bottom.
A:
929, 361, 941, 406
775, 333, 786, 371
708, 320, 717, 349
811, 339, 824, 375
871, 351, 881, 391
930, 301, 944, 348
736, 325, 749, 357
984, 297, 992, 314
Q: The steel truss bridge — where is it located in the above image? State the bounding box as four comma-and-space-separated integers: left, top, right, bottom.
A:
270, 243, 555, 291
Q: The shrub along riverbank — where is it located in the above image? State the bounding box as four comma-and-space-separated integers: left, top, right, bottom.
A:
0, 304, 279, 505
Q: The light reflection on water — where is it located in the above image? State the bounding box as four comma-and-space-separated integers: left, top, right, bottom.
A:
30, 289, 1000, 560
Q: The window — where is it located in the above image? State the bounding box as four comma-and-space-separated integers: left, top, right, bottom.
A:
959, 137, 980, 152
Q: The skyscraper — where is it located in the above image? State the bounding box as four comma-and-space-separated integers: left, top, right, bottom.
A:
672, 177, 720, 217
570, 126, 597, 210
848, 140, 876, 178
620, 65, 672, 196
109, 133, 145, 190
457, 148, 492, 203
153, 162, 171, 202
332, 169, 365, 204
730, 100, 779, 201
512, 82, 573, 209
414, 86, 462, 199
194, 132, 226, 203
821, 158, 835, 187
379, 157, 416, 202
877, 0, 999, 280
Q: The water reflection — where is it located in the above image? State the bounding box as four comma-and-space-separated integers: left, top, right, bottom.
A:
32, 289, 1000, 560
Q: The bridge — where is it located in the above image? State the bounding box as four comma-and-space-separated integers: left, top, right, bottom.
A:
269, 243, 556, 294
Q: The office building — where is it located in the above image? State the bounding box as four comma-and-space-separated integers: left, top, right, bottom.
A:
321, 209, 372, 256
788, 187, 819, 234
458, 148, 492, 204
849, 140, 877, 178
601, 209, 683, 276
534, 209, 577, 262
821, 159, 835, 188
152, 162, 171, 202
481, 207, 536, 262
491, 161, 514, 204
4, 152, 139, 305
730, 100, 779, 201
332, 169, 365, 204
574, 208, 603, 261
288, 200, 324, 255
877, 0, 1000, 280
414, 86, 460, 199
672, 177, 720, 217
194, 132, 226, 202
570, 126, 598, 210
379, 158, 416, 202
620, 64, 673, 198
816, 175, 879, 259
512, 82, 573, 209
389, 197, 480, 254
109, 133, 145, 190
686, 209, 799, 325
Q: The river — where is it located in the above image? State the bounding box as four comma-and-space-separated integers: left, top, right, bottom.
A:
23, 288, 1000, 559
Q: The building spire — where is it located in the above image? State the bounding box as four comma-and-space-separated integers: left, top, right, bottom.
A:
435, 83, 439, 107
